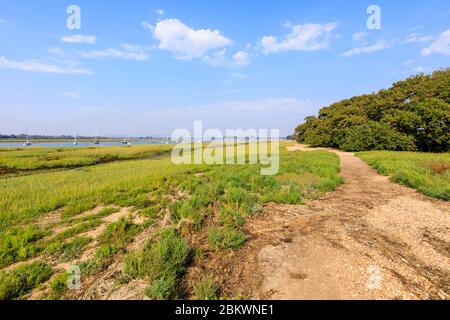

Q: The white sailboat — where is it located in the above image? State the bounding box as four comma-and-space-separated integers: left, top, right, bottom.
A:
73, 133, 78, 146
94, 129, 100, 145
23, 126, 32, 146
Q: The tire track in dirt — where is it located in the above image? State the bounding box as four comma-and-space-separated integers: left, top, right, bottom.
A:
220, 145, 450, 300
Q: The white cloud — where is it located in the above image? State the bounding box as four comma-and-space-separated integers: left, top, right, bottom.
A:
81, 44, 149, 61
341, 40, 391, 57
0, 56, 91, 75
352, 32, 368, 42
61, 34, 96, 44
260, 22, 339, 54
232, 51, 250, 66
141, 21, 154, 32
0, 19, 5, 24
61, 91, 81, 98
148, 18, 232, 60
203, 49, 250, 67
403, 59, 414, 66
421, 29, 450, 56
405, 33, 434, 43
48, 47, 64, 55
156, 9, 164, 16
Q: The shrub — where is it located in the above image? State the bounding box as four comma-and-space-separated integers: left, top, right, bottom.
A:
339, 122, 417, 152
79, 245, 119, 276
48, 272, 70, 300
45, 237, 91, 263
295, 69, 450, 152
145, 276, 177, 300
208, 227, 247, 250
0, 226, 46, 268
123, 229, 190, 300
194, 277, 218, 300
0, 261, 53, 300
99, 218, 140, 249
123, 228, 190, 281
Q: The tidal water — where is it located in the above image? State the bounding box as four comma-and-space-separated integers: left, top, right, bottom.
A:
0, 141, 176, 148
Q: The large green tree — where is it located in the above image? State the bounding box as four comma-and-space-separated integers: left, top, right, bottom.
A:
295, 69, 450, 152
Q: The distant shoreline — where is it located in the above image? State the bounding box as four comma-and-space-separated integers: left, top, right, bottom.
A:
0, 138, 169, 143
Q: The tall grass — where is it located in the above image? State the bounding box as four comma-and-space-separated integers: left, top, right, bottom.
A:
357, 151, 450, 200
0, 261, 53, 300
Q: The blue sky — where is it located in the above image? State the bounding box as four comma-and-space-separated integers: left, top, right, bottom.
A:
0, 0, 449, 137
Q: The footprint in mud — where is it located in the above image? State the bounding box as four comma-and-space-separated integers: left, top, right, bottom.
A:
290, 272, 308, 280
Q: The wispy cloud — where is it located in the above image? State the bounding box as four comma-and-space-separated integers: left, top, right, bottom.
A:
81, 44, 149, 61
156, 9, 164, 16
145, 18, 232, 60
352, 32, 368, 42
404, 33, 434, 44
413, 66, 426, 73
0, 19, 5, 24
229, 73, 248, 79
341, 40, 391, 57
403, 59, 414, 66
0, 56, 91, 75
61, 34, 96, 44
61, 91, 81, 98
260, 22, 339, 55
203, 49, 250, 67
421, 29, 450, 56
48, 47, 64, 55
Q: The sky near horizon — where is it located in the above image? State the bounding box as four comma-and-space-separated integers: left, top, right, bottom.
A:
0, 0, 449, 137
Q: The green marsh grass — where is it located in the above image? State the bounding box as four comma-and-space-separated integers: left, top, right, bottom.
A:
0, 144, 172, 171
0, 261, 53, 300
0, 143, 343, 299
357, 151, 450, 200
194, 277, 218, 300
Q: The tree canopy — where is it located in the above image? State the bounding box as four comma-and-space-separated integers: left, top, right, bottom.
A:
295, 69, 450, 152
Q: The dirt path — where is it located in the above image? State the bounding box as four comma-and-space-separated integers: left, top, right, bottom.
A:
225, 145, 449, 300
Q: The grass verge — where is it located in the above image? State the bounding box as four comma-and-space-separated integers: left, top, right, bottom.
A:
357, 151, 450, 200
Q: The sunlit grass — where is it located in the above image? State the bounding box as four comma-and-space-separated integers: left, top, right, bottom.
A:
0, 144, 172, 171
357, 151, 450, 200
0, 143, 343, 299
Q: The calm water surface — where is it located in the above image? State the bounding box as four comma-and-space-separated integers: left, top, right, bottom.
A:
0, 141, 176, 148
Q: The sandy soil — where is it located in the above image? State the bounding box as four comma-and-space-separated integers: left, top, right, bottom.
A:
220, 145, 449, 300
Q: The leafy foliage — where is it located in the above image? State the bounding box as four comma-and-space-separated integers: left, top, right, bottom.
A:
295, 69, 450, 152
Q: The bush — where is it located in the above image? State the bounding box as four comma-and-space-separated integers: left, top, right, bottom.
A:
0, 261, 53, 300
45, 237, 91, 263
99, 218, 140, 249
123, 228, 190, 299
48, 272, 70, 300
145, 276, 177, 300
79, 245, 118, 276
208, 227, 247, 250
123, 228, 189, 279
0, 226, 46, 268
295, 69, 450, 152
339, 122, 417, 152
194, 277, 218, 300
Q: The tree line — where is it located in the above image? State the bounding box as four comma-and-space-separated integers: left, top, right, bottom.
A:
295, 68, 450, 152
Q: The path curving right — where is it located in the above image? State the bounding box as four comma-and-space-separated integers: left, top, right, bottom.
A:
233, 145, 450, 300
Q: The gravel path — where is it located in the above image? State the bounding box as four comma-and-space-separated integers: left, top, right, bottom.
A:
238, 145, 449, 300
